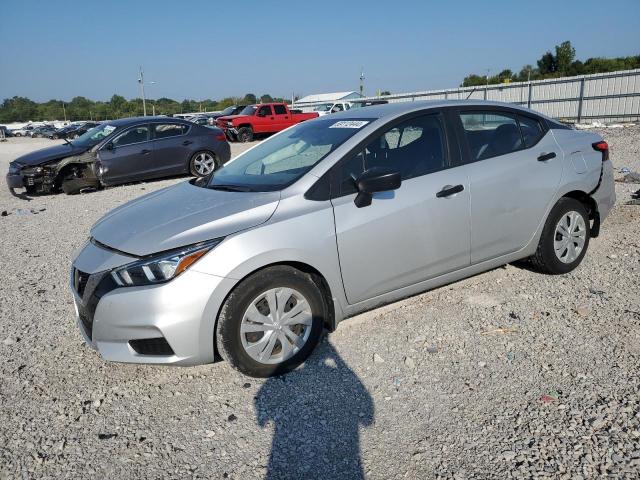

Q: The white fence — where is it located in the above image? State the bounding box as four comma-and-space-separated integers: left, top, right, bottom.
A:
297, 69, 640, 123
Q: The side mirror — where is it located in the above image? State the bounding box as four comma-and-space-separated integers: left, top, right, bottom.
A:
354, 167, 401, 208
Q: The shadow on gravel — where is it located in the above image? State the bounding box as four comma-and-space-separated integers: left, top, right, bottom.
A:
255, 341, 373, 480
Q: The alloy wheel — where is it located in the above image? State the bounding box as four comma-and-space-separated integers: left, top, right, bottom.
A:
554, 210, 586, 263
193, 152, 216, 176
240, 287, 313, 365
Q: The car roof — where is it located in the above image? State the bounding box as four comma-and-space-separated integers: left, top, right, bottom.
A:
331, 100, 552, 121
105, 116, 190, 127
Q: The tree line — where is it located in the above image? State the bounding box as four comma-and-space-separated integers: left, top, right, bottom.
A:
0, 93, 287, 123
461, 41, 640, 87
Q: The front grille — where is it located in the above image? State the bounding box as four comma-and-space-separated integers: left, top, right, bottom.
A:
129, 338, 175, 356
74, 268, 90, 298
72, 268, 117, 342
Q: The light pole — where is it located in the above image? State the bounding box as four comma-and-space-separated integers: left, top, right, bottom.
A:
138, 67, 146, 116
61, 102, 67, 122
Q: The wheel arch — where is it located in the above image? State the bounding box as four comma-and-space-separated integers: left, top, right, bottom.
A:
211, 260, 337, 360
560, 189, 600, 237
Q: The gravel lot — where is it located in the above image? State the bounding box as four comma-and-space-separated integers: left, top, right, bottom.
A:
1, 128, 639, 479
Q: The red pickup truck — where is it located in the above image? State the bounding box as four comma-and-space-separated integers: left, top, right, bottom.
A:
216, 103, 318, 142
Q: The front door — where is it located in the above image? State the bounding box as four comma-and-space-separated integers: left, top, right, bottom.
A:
98, 124, 153, 183
331, 113, 471, 304
455, 110, 563, 263
253, 105, 274, 134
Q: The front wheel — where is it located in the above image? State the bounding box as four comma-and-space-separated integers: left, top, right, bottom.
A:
530, 197, 590, 274
236, 126, 253, 143
189, 151, 218, 177
216, 266, 326, 377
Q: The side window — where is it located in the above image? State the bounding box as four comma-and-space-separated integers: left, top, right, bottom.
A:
258, 105, 272, 116
154, 123, 188, 139
112, 125, 149, 147
459, 111, 523, 161
517, 115, 544, 147
273, 105, 287, 115
337, 114, 448, 196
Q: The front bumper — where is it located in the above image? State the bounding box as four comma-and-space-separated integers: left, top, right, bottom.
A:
70, 240, 237, 366
6, 171, 24, 189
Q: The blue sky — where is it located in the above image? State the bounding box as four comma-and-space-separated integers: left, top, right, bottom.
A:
1, 0, 638, 102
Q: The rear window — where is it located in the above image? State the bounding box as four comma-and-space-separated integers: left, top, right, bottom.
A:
459, 112, 523, 160
274, 105, 287, 115
154, 123, 188, 139
518, 115, 544, 147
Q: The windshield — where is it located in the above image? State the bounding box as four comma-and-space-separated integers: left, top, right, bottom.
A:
313, 103, 333, 112
239, 105, 257, 116
72, 123, 117, 147
220, 106, 236, 116
207, 118, 372, 192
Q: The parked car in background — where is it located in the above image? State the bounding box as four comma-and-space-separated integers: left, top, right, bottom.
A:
69, 100, 615, 377
216, 103, 318, 142
7, 117, 230, 195
11, 125, 36, 137
351, 100, 389, 108
313, 102, 352, 116
50, 123, 81, 139
0, 126, 14, 138
189, 115, 216, 126
29, 125, 58, 138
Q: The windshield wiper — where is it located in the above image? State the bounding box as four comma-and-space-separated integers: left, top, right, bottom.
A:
209, 184, 254, 192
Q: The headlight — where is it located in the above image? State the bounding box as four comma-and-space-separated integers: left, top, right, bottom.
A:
226, 121, 233, 127
110, 238, 221, 287
8, 163, 22, 174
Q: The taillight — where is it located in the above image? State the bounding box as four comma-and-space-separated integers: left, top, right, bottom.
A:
592, 141, 609, 162
215, 133, 227, 142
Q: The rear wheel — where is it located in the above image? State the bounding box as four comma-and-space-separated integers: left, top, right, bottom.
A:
530, 197, 590, 274
216, 266, 326, 377
236, 126, 253, 143
189, 151, 218, 177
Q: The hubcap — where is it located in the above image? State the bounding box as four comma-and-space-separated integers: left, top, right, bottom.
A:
554, 211, 586, 263
193, 153, 216, 176
240, 288, 313, 365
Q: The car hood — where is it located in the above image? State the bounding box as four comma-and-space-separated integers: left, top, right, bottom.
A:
217, 115, 248, 123
91, 181, 281, 256
13, 143, 88, 166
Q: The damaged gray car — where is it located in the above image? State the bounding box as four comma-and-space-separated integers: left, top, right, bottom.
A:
6, 117, 231, 195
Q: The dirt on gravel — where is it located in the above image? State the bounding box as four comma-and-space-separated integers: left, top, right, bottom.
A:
0, 128, 639, 479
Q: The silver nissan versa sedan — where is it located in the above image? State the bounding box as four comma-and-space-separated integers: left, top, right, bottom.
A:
70, 101, 615, 377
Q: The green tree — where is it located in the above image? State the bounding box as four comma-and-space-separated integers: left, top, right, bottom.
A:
259, 94, 274, 103
242, 93, 257, 104
537, 51, 556, 75
555, 41, 576, 74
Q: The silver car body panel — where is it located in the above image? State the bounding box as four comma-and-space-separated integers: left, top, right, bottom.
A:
71, 100, 616, 365
91, 181, 281, 256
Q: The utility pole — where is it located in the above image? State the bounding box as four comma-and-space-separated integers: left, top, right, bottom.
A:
359, 68, 365, 98
138, 66, 147, 116
61, 102, 67, 122
484, 68, 490, 100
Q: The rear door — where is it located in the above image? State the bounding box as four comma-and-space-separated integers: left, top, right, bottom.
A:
273, 104, 290, 130
331, 112, 471, 304
150, 122, 192, 176
98, 124, 153, 183
455, 108, 563, 263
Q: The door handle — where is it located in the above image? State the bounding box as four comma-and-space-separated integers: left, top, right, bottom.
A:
537, 152, 556, 161
182, 140, 193, 146
141, 149, 151, 155
436, 184, 464, 198
270, 117, 274, 120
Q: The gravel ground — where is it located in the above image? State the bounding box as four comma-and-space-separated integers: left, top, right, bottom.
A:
0, 128, 639, 479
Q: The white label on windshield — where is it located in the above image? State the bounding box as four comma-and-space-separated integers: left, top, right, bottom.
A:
329, 120, 369, 129
104, 125, 116, 134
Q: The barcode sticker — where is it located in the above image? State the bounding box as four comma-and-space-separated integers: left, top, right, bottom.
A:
329, 120, 370, 129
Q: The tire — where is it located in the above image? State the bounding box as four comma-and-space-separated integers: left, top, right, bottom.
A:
189, 151, 218, 177
530, 197, 590, 274
236, 126, 253, 143
216, 265, 326, 377
61, 174, 98, 195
